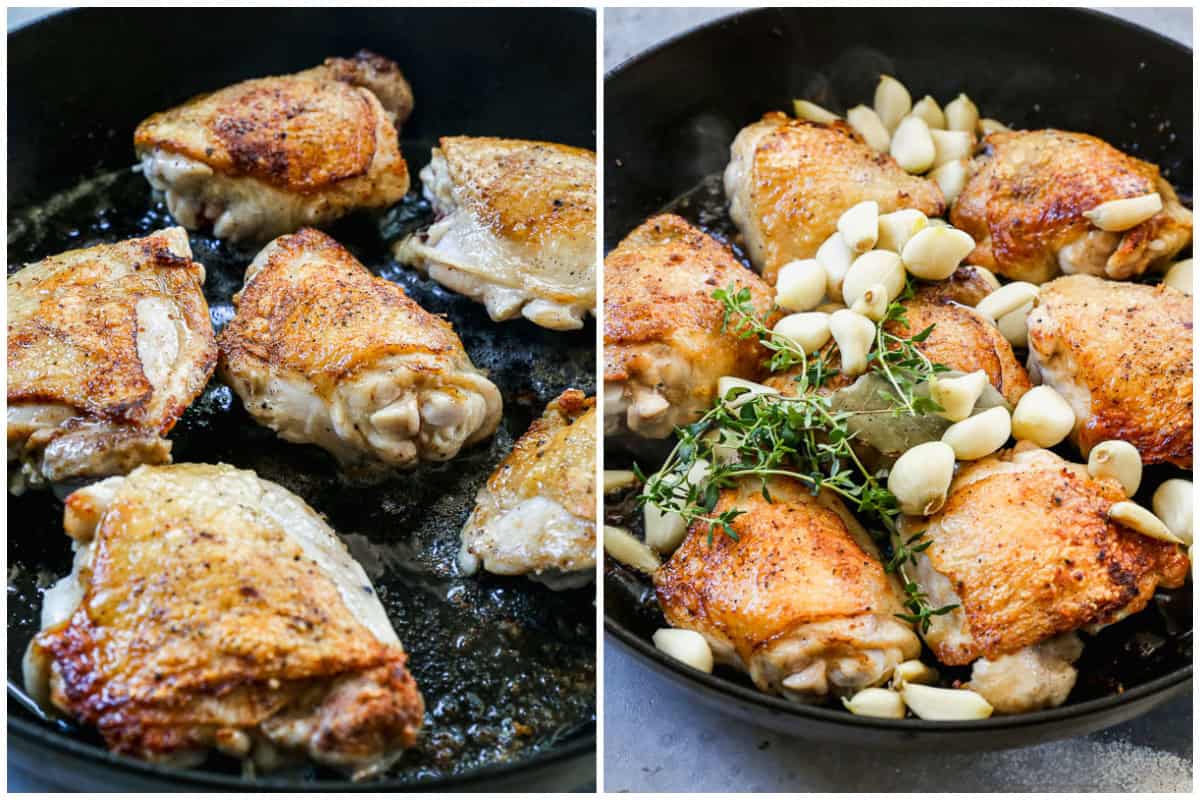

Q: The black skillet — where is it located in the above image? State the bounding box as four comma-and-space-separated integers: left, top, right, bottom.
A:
8, 7, 595, 791
604, 7, 1192, 751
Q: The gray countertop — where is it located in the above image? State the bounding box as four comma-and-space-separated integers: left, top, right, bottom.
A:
602, 6, 1192, 794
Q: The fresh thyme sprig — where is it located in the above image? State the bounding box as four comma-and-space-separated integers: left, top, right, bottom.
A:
871, 285, 949, 416
886, 531, 961, 633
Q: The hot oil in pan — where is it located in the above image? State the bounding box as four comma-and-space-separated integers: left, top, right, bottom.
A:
603, 171, 1192, 708
7, 165, 596, 783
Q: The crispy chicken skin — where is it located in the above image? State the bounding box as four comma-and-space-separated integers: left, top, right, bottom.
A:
903, 445, 1188, 712
1026, 274, 1192, 467
768, 267, 1030, 405
24, 463, 424, 778
459, 390, 596, 590
604, 214, 776, 438
951, 129, 1192, 283
134, 51, 412, 244
725, 112, 946, 284
7, 228, 217, 492
218, 228, 502, 480
655, 478, 921, 701
394, 136, 596, 331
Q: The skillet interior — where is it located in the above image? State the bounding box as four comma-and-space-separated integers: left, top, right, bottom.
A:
603, 6, 1192, 746
7, 7, 596, 789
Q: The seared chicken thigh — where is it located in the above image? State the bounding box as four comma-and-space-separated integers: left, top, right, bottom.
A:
1026, 274, 1192, 467
135, 51, 412, 244
903, 444, 1189, 713
7, 228, 217, 492
725, 112, 945, 284
604, 214, 776, 438
219, 228, 502, 480
459, 389, 596, 589
951, 130, 1192, 283
395, 136, 596, 330
24, 463, 424, 777
655, 477, 921, 701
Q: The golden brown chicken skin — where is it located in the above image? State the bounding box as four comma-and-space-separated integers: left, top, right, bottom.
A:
219, 228, 502, 479
906, 445, 1189, 669
725, 112, 946, 284
951, 129, 1192, 283
134, 52, 412, 243
1026, 274, 1192, 467
460, 390, 596, 589
24, 463, 424, 777
604, 214, 776, 439
7, 228, 217, 491
655, 478, 921, 700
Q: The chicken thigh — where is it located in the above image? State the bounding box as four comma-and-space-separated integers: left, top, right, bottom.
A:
902, 444, 1189, 713
394, 136, 596, 330
24, 463, 424, 777
1026, 274, 1192, 467
604, 214, 776, 439
7, 228, 217, 493
218, 228, 502, 481
459, 389, 596, 590
135, 51, 413, 244
951, 129, 1192, 283
655, 477, 921, 701
725, 112, 945, 285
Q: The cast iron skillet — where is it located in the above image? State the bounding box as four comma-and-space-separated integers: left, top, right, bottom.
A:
8, 7, 595, 791
604, 7, 1192, 751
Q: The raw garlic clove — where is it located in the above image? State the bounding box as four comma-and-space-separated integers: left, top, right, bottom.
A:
891, 115, 936, 174
975, 281, 1039, 321
874, 74, 912, 132
930, 159, 969, 205
604, 470, 638, 493
604, 525, 661, 573
902, 683, 993, 720
1011, 385, 1075, 448
996, 300, 1032, 348
851, 283, 889, 322
978, 117, 1011, 135
930, 370, 988, 422
653, 629, 714, 673
888, 441, 956, 516
930, 129, 974, 168
911, 95, 946, 129
793, 98, 840, 124
893, 659, 939, 686
842, 688, 906, 719
841, 250, 905, 308
817, 231, 856, 302
942, 406, 1012, 461
644, 503, 689, 554
829, 309, 876, 377
1152, 479, 1193, 546
876, 209, 929, 253
1108, 500, 1184, 545
776, 259, 829, 312
900, 225, 976, 281
1163, 259, 1192, 294
847, 105, 891, 152
944, 93, 980, 133
838, 200, 880, 253
1086, 440, 1142, 497
1084, 192, 1162, 232
774, 312, 832, 354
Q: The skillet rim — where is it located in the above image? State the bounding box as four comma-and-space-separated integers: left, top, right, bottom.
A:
5, 4, 596, 791
602, 3, 1193, 735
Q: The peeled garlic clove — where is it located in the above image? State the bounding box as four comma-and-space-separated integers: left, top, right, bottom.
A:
891, 115, 936, 174
1109, 500, 1184, 545
930, 158, 969, 205
653, 629, 714, 673
842, 687, 906, 719
644, 503, 688, 554
978, 117, 1011, 135
717, 376, 779, 407
1086, 440, 1142, 497
774, 312, 831, 354
604, 525, 661, 573
901, 225, 976, 281
893, 659, 939, 686
1152, 479, 1193, 545
975, 281, 1039, 321
1163, 258, 1192, 294
842, 249, 905, 308
604, 470, 638, 493
971, 265, 1002, 292
874, 74, 912, 132
888, 441, 956, 516
847, 105, 891, 152
902, 683, 993, 720
838, 200, 880, 253
930, 370, 988, 422
944, 93, 979, 133
877, 208, 928, 253
851, 283, 889, 322
911, 95, 945, 129
942, 406, 1012, 461
996, 300, 1032, 348
930, 129, 974, 168
1084, 192, 1162, 232
775, 259, 828, 312
817, 232, 856, 302
793, 98, 840, 124
1011, 385, 1076, 448
829, 309, 876, 377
